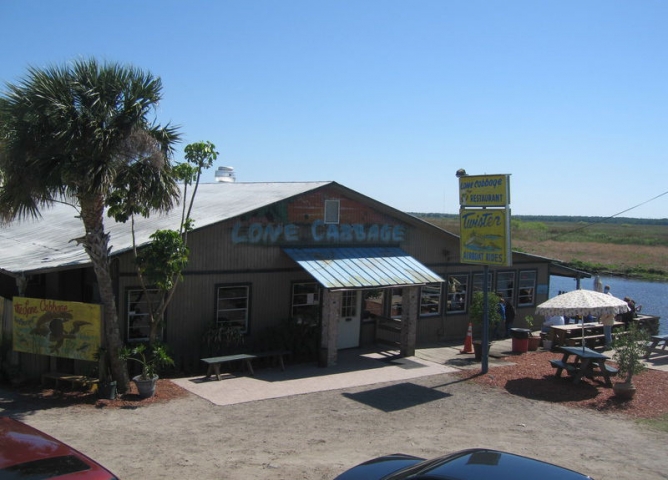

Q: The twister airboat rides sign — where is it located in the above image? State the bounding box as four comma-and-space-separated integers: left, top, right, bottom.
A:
12, 297, 102, 361
459, 174, 512, 267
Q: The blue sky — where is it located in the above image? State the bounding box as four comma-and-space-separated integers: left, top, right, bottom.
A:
2, 1, 667, 218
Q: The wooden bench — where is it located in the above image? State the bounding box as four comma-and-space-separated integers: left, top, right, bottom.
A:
201, 350, 291, 381
250, 350, 290, 371
645, 334, 668, 359
565, 334, 605, 347
550, 359, 576, 377
42, 372, 98, 390
201, 354, 257, 380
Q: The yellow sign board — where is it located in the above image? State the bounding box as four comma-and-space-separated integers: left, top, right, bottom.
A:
459, 174, 510, 207
459, 208, 512, 266
12, 297, 102, 361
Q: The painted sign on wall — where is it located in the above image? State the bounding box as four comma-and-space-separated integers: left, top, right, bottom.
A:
459, 208, 511, 266
12, 297, 102, 361
232, 219, 407, 245
459, 174, 510, 207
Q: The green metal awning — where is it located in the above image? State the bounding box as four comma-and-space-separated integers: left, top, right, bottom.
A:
283, 246, 444, 290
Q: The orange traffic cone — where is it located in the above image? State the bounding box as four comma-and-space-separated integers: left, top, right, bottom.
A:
460, 322, 474, 354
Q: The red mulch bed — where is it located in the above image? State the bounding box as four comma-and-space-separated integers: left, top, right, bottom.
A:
7, 379, 190, 411
457, 350, 668, 419
7, 353, 668, 419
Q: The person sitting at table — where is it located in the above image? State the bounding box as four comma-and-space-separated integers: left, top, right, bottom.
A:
621, 297, 636, 330
600, 312, 615, 350
541, 314, 565, 333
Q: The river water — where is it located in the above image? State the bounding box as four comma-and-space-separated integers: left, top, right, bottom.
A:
549, 275, 667, 335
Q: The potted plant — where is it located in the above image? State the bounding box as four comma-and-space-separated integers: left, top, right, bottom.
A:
525, 316, 541, 351
469, 291, 502, 361
611, 324, 650, 400
120, 343, 174, 398
201, 322, 245, 357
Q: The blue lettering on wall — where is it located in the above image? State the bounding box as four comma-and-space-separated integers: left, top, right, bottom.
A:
232, 220, 406, 244
284, 224, 299, 242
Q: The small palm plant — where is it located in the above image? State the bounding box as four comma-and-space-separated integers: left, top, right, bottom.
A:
612, 324, 650, 388
120, 343, 174, 380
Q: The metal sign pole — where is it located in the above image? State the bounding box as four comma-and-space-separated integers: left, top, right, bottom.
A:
482, 264, 489, 373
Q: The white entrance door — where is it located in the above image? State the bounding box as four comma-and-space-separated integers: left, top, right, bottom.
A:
337, 290, 361, 349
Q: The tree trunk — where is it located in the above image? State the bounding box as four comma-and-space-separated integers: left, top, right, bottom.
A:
80, 196, 130, 393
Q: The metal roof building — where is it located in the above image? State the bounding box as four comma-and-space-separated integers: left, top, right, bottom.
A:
0, 181, 558, 375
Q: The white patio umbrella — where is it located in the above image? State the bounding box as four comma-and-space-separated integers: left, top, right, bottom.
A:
535, 289, 629, 351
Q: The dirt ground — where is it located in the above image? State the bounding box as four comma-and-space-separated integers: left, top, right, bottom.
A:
2, 359, 668, 480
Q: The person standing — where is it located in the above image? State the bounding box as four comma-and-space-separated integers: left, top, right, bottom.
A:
504, 298, 516, 338
600, 312, 615, 350
495, 297, 506, 340
603, 285, 612, 296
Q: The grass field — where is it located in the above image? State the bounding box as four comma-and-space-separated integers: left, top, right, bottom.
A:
420, 216, 668, 281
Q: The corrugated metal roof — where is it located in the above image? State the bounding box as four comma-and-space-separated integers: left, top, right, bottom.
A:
0, 182, 331, 275
283, 246, 444, 290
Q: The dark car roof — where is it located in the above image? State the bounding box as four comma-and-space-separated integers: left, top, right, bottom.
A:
335, 448, 593, 480
0, 416, 118, 479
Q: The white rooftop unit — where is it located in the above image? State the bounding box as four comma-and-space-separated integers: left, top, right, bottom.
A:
215, 166, 236, 183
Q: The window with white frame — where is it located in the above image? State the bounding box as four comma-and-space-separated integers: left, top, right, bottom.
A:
291, 282, 321, 325
518, 271, 537, 307
495, 271, 516, 303
446, 274, 468, 313
341, 291, 358, 317
420, 283, 442, 316
216, 285, 250, 333
127, 288, 162, 342
324, 199, 340, 224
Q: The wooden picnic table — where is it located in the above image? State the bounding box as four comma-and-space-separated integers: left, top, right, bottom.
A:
644, 334, 668, 359
550, 346, 618, 387
547, 321, 624, 348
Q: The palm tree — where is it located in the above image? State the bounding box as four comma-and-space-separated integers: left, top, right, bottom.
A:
0, 59, 180, 392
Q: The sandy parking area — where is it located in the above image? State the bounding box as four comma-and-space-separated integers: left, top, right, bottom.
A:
2, 346, 667, 480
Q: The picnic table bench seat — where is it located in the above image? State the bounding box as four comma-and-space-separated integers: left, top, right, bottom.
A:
565, 334, 605, 347
645, 334, 668, 359
549, 359, 577, 376
201, 350, 290, 381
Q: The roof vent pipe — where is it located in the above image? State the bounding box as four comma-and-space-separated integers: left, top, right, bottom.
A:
215, 166, 235, 183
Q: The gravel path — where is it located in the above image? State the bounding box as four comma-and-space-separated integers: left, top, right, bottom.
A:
3, 371, 667, 480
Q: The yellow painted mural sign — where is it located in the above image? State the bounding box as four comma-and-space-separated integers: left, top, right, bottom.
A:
459, 208, 511, 266
12, 297, 102, 361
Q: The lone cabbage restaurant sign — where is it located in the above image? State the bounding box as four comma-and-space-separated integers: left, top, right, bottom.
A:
459, 174, 509, 207
458, 174, 512, 267
12, 297, 102, 361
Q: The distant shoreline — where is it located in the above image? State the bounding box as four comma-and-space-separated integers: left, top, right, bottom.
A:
417, 214, 668, 282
